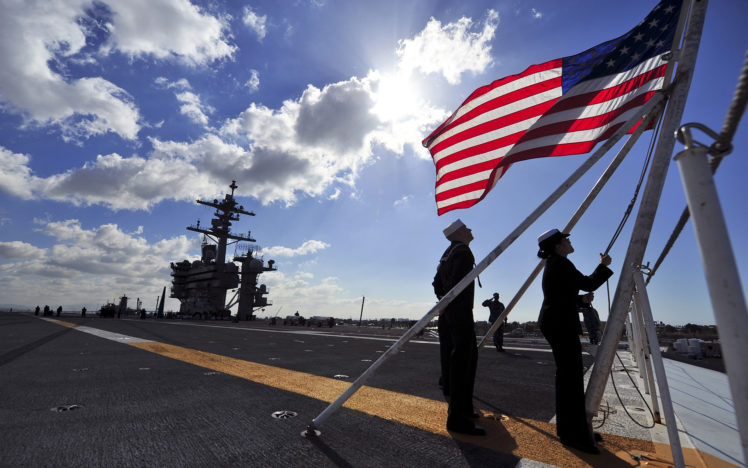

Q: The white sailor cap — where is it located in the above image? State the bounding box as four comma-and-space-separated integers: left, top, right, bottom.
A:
443, 219, 466, 238
537, 228, 569, 245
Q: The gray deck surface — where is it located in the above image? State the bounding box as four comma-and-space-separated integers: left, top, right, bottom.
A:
662, 359, 744, 466
0, 312, 741, 467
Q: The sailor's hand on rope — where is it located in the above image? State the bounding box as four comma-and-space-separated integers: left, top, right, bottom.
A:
600, 253, 612, 266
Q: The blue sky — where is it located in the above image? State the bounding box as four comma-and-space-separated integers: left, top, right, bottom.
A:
0, 0, 745, 326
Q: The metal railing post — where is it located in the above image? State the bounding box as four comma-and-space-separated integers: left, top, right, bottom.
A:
624, 312, 634, 358
633, 291, 662, 421
633, 271, 685, 468
630, 298, 649, 390
674, 129, 748, 463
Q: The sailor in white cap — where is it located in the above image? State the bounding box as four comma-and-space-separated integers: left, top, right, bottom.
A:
433, 219, 484, 436
536, 228, 612, 454
442, 219, 470, 239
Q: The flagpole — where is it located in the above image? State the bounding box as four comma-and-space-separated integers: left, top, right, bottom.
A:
306, 92, 666, 435
478, 99, 666, 349
663, 0, 692, 85
585, 0, 708, 423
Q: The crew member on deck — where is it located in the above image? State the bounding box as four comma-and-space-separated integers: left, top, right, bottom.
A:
482, 292, 506, 352
436, 219, 484, 436
537, 228, 612, 455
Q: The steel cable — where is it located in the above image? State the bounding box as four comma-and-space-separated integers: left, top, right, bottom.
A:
603, 110, 664, 257
646, 50, 748, 284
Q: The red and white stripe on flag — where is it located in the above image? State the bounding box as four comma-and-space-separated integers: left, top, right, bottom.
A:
423, 1, 680, 215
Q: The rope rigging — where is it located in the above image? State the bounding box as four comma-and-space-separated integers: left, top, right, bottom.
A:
603, 110, 665, 257
646, 50, 748, 285
597, 108, 664, 316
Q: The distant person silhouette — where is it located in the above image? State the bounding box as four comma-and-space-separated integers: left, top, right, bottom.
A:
56, 306, 62, 317
579, 303, 602, 345
82, 307, 87, 318
43, 305, 50, 316
35, 306, 40, 316
482, 292, 506, 352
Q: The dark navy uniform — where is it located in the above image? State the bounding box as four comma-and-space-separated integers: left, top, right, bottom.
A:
437, 241, 478, 430
539, 254, 612, 449
482, 297, 506, 351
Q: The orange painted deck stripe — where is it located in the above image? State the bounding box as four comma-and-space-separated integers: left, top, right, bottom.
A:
47, 319, 79, 328
129, 340, 729, 467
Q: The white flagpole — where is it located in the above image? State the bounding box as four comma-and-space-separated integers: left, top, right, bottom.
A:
585, 0, 708, 421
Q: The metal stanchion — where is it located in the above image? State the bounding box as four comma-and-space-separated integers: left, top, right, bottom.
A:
674, 125, 748, 463
633, 271, 685, 468
624, 312, 634, 358
633, 291, 661, 422
630, 299, 648, 388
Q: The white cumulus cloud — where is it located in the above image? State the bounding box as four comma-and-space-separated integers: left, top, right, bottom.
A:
0, 241, 46, 260
243, 7, 267, 40
396, 9, 499, 85
245, 69, 261, 93
0, 147, 43, 199
39, 152, 210, 210
175, 91, 214, 126
0, 218, 196, 308
103, 0, 235, 64
155, 77, 213, 126
0, 0, 142, 141
0, 0, 235, 142
2, 68, 446, 210
261, 240, 331, 258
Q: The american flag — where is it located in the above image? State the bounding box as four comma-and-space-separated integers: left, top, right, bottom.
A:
423, 1, 682, 216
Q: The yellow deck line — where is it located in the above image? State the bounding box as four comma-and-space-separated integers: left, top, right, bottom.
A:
39, 317, 733, 467
46, 319, 79, 328
129, 341, 729, 467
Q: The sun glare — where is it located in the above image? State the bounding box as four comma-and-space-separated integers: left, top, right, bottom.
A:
372, 71, 422, 122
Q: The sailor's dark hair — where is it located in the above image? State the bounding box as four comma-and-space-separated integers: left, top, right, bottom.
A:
537, 233, 565, 259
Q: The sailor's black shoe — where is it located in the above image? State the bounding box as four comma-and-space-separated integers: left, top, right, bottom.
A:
560, 438, 600, 454
447, 421, 486, 436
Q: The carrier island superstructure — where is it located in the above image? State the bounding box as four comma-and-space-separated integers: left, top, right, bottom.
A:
169, 181, 276, 320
